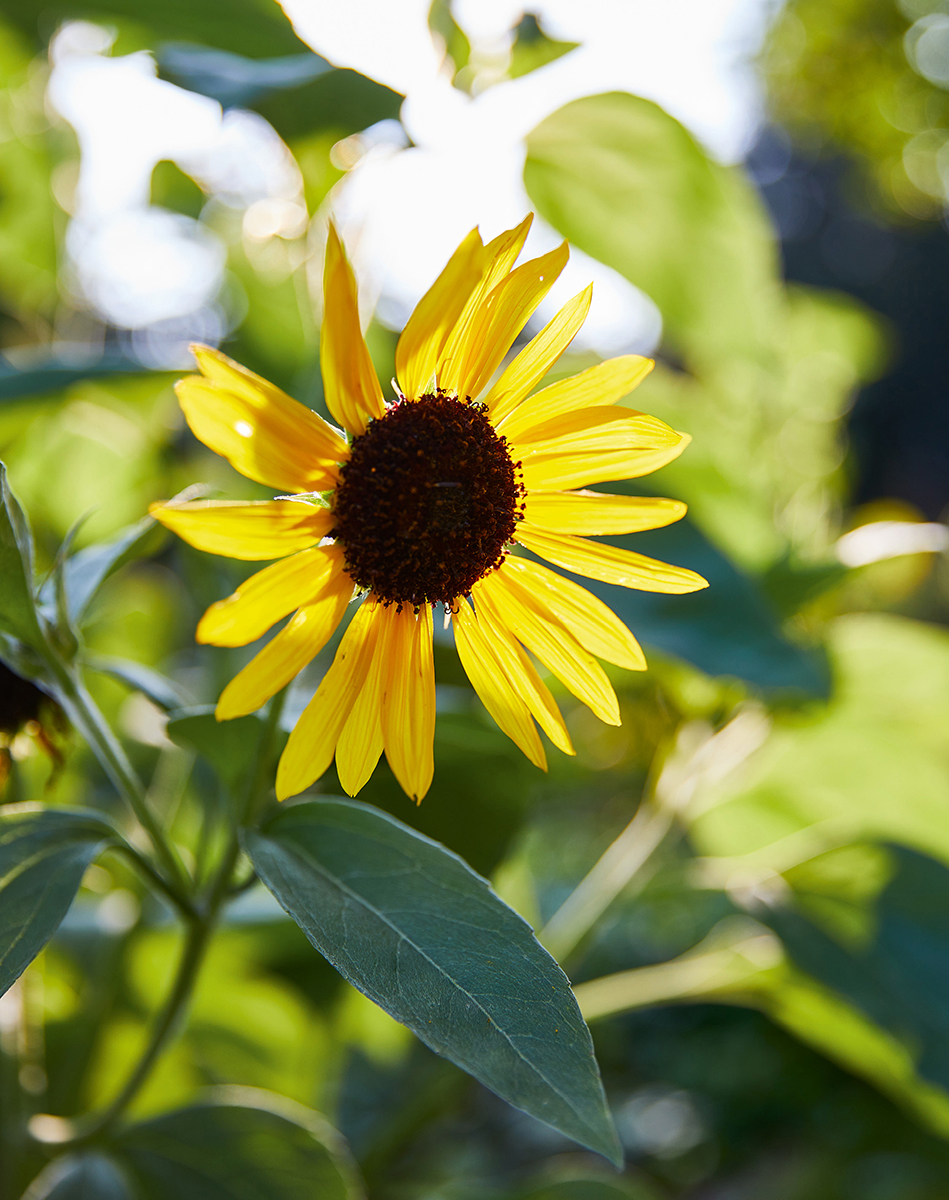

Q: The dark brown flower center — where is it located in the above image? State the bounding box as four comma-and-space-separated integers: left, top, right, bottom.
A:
331, 392, 524, 608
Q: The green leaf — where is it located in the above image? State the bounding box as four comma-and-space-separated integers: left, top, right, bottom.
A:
768, 844, 949, 1095
0, 357, 145, 403
509, 13, 578, 79
524, 91, 781, 370
23, 1152, 134, 1199
158, 44, 332, 108
0, 461, 42, 645
0, 24, 58, 322
245, 799, 621, 1164
4, 0, 309, 59
253, 68, 402, 145
0, 805, 115, 997
156, 43, 402, 145
688, 614, 949, 864
112, 1089, 360, 1199
166, 706, 268, 794
573, 918, 949, 1142
40, 514, 164, 626
516, 1182, 657, 1200
86, 655, 190, 711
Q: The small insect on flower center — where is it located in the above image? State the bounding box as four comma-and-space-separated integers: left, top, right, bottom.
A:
332, 391, 524, 608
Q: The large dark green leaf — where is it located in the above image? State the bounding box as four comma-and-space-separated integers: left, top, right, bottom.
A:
245, 800, 621, 1164
524, 91, 780, 369
113, 1091, 359, 1199
0, 461, 42, 645
0, 805, 115, 996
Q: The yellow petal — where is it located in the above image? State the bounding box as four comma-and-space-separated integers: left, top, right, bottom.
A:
197, 544, 343, 647
483, 284, 592, 424
445, 242, 570, 402
395, 228, 486, 400
151, 499, 333, 561
179, 347, 348, 493
476, 570, 620, 726
500, 557, 646, 670
498, 355, 654, 441
515, 523, 708, 594
215, 568, 352, 719
275, 597, 381, 800
435, 217, 534, 384
513, 407, 679, 457
382, 604, 436, 802
474, 598, 574, 755
481, 216, 534, 287
452, 598, 546, 770
523, 491, 686, 536
336, 602, 394, 795
520, 433, 691, 491
321, 224, 386, 436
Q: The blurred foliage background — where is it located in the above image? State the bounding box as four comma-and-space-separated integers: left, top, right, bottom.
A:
4, 0, 949, 1197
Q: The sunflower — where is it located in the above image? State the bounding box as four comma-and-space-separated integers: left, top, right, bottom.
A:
152, 216, 707, 803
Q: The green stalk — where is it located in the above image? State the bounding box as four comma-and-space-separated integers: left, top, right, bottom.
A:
45, 657, 191, 903
51, 689, 287, 1146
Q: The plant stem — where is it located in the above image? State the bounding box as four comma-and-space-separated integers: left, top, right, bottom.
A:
539, 799, 675, 964
54, 689, 287, 1145
46, 657, 191, 901
114, 843, 197, 922
74, 910, 210, 1139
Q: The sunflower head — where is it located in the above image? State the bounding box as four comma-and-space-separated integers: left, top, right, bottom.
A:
152, 216, 707, 803
332, 389, 525, 609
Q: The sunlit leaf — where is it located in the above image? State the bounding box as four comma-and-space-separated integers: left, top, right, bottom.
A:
245, 799, 622, 1164
524, 91, 781, 370
4, 0, 308, 58
509, 13, 578, 79
688, 613, 949, 863
0, 805, 115, 997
